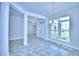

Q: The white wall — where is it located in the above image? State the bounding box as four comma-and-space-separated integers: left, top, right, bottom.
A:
0, 3, 9, 56
37, 19, 46, 39
9, 16, 24, 40
10, 3, 47, 46
45, 18, 50, 40
48, 6, 79, 50
0, 3, 1, 13
28, 21, 36, 35
39, 22, 46, 39
9, 6, 24, 40
0, 3, 1, 55
0, 3, 48, 55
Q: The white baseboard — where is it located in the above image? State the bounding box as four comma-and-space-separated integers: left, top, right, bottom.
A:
49, 39, 79, 51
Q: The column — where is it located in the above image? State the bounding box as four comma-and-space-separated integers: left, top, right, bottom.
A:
0, 3, 9, 56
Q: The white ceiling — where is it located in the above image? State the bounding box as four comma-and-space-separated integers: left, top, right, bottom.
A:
16, 2, 79, 18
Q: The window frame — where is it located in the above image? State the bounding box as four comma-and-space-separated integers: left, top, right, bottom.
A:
59, 18, 70, 42
50, 16, 70, 42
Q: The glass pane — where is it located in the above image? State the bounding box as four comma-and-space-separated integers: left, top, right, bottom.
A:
60, 19, 70, 42
49, 20, 52, 24
61, 31, 69, 41
51, 20, 58, 39
65, 21, 69, 29
51, 31, 58, 39
61, 21, 69, 30
60, 16, 70, 21
52, 20, 58, 30
61, 22, 66, 30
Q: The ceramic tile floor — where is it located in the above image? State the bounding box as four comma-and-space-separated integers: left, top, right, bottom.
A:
9, 37, 79, 56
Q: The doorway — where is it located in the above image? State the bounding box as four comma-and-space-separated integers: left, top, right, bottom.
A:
28, 16, 37, 44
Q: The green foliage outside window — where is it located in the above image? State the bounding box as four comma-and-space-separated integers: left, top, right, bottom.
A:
50, 16, 70, 42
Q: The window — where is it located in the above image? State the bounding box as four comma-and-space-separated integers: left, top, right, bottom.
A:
51, 20, 58, 39
49, 16, 70, 42
60, 16, 70, 42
